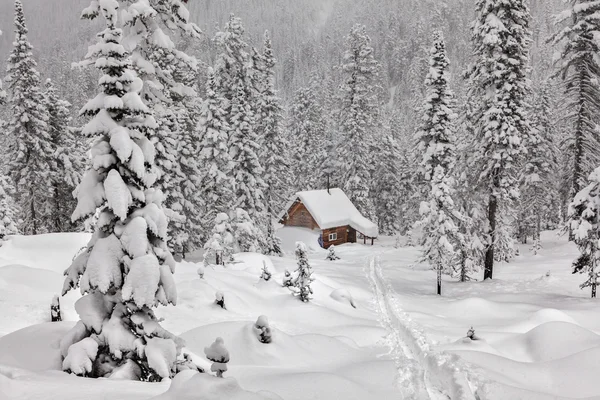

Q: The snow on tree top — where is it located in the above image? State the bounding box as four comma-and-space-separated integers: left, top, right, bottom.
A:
280, 188, 378, 238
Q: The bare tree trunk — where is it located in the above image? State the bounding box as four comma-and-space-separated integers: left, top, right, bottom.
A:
484, 193, 497, 280
437, 265, 442, 295
30, 188, 37, 235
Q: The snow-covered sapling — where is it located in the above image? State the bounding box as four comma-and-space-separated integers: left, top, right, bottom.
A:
325, 245, 340, 261
197, 264, 205, 279
531, 239, 541, 255
51, 295, 62, 322
204, 337, 229, 378
260, 262, 272, 281
466, 327, 479, 341
293, 242, 314, 302
215, 291, 226, 309
282, 269, 293, 288
253, 315, 272, 344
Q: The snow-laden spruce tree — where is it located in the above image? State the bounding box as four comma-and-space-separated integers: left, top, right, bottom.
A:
0, 174, 19, 240
151, 108, 187, 256
203, 212, 234, 266
293, 242, 314, 302
256, 31, 288, 256
4, 0, 53, 235
466, 0, 532, 280
289, 83, 327, 191
60, 1, 192, 380
198, 67, 235, 234
79, 0, 202, 257
213, 15, 268, 251
517, 81, 557, 246
415, 31, 462, 295
338, 24, 379, 221
568, 167, 600, 298
231, 208, 263, 253
373, 131, 404, 235
43, 78, 84, 233
550, 0, 600, 201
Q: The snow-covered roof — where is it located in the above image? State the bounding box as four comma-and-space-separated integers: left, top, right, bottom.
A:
280, 188, 378, 238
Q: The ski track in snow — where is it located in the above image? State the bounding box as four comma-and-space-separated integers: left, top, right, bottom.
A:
366, 255, 476, 400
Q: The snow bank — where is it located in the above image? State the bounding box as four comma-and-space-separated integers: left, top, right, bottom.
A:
0, 322, 75, 371
150, 371, 281, 400
276, 227, 322, 253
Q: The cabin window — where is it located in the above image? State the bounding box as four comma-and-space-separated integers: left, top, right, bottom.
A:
329, 232, 338, 241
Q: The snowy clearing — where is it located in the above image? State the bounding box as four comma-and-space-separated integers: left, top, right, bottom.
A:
1, 229, 599, 399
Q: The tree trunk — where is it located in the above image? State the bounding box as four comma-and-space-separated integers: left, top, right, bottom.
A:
437, 265, 442, 295
484, 193, 497, 280
30, 188, 37, 235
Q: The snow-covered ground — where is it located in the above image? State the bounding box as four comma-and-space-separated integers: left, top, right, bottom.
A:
1, 228, 599, 399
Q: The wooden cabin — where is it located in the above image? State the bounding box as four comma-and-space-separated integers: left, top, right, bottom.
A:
279, 188, 378, 248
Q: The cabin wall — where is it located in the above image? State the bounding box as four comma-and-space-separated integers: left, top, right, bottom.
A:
323, 226, 351, 248
282, 202, 319, 230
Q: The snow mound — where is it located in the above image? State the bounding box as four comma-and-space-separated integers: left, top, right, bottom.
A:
230, 253, 274, 275
494, 321, 600, 363
501, 308, 578, 333
276, 227, 322, 253
330, 288, 356, 308
0, 322, 75, 371
151, 371, 281, 400
454, 346, 600, 398
0, 233, 91, 274
181, 321, 364, 368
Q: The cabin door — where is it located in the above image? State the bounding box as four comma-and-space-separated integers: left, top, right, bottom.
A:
347, 227, 356, 243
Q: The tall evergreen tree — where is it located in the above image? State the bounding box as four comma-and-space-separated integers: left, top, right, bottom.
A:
61, 1, 192, 380
213, 15, 268, 251
415, 32, 461, 295
0, 174, 19, 240
550, 0, 600, 201
466, 0, 532, 279
4, 0, 53, 235
568, 167, 600, 298
338, 24, 380, 221
43, 79, 83, 232
289, 83, 327, 191
256, 31, 288, 255
198, 67, 235, 232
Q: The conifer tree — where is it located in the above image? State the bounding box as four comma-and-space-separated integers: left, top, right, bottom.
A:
289, 84, 327, 191
466, 0, 532, 279
293, 242, 314, 302
61, 1, 192, 380
43, 79, 83, 232
517, 81, 557, 245
257, 31, 288, 255
374, 131, 403, 235
415, 32, 461, 295
0, 174, 19, 240
338, 24, 380, 221
4, 0, 53, 235
568, 167, 600, 298
550, 0, 600, 201
198, 68, 234, 233
213, 15, 268, 251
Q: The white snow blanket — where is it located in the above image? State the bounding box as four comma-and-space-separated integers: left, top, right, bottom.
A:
280, 188, 378, 238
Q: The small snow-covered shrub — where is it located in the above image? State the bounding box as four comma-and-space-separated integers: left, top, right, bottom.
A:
197, 264, 205, 279
204, 337, 229, 378
466, 326, 479, 340
260, 262, 272, 281
215, 291, 226, 309
51, 295, 62, 322
325, 245, 340, 261
293, 242, 314, 302
253, 315, 272, 344
282, 270, 293, 288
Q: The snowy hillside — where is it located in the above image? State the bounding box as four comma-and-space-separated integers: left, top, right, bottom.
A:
1, 230, 599, 399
